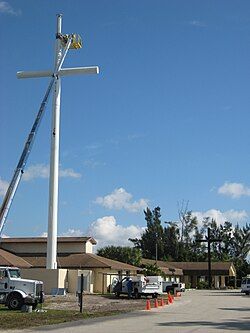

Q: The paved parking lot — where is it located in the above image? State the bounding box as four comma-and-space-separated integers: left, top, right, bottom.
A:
11, 290, 250, 333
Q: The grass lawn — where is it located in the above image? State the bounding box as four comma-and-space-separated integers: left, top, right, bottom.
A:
0, 305, 121, 330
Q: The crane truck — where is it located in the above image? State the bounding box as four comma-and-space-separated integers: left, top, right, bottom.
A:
0, 266, 43, 310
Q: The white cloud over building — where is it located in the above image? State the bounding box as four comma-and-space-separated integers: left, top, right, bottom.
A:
192, 208, 248, 225
95, 188, 148, 213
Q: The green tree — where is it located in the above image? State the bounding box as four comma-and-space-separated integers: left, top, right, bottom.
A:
178, 210, 198, 261
230, 223, 250, 279
130, 207, 165, 260
97, 246, 142, 267
163, 222, 180, 261
141, 263, 165, 277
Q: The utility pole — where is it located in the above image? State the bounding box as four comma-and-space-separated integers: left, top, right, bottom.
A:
196, 227, 222, 288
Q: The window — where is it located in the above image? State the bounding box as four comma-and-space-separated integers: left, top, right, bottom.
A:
8, 269, 20, 278
0, 270, 6, 279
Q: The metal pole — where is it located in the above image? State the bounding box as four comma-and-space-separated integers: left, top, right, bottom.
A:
207, 227, 212, 288
79, 274, 84, 313
46, 14, 63, 269
155, 232, 158, 265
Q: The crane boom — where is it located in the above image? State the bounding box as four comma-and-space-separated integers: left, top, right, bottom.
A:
0, 78, 55, 236
0, 36, 73, 237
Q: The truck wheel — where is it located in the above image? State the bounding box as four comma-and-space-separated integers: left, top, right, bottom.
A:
152, 293, 158, 299
8, 294, 24, 310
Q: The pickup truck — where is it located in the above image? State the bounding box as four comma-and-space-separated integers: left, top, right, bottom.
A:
241, 276, 250, 295
0, 266, 44, 310
112, 276, 163, 298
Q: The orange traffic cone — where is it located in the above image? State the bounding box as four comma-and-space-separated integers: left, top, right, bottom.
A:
145, 299, 151, 310
159, 298, 164, 306
154, 298, 158, 308
168, 292, 173, 304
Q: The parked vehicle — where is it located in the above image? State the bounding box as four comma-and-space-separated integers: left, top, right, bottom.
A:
162, 281, 185, 293
241, 276, 250, 295
112, 275, 163, 298
0, 266, 44, 310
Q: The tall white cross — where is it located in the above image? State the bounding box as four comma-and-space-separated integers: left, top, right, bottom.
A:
17, 14, 99, 269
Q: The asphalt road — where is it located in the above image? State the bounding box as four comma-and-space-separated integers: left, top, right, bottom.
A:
12, 290, 250, 333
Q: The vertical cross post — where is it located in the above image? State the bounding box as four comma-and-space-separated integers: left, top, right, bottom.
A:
196, 227, 223, 288
46, 14, 63, 269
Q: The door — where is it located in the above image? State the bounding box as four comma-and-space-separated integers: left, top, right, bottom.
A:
0, 268, 8, 292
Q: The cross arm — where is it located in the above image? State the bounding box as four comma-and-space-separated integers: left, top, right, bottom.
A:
17, 66, 99, 79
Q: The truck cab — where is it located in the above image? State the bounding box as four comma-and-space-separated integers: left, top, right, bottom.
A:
0, 266, 43, 310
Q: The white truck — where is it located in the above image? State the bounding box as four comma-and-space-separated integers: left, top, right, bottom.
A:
162, 281, 185, 293
241, 275, 250, 295
0, 266, 44, 310
112, 276, 163, 298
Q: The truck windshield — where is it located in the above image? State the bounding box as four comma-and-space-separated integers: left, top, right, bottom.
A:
9, 269, 21, 278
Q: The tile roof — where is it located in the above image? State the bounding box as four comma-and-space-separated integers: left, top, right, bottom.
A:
0, 237, 97, 245
141, 258, 183, 275
0, 249, 32, 268
164, 261, 235, 271
22, 253, 140, 271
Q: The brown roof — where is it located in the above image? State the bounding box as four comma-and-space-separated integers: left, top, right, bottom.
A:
0, 249, 32, 268
164, 261, 234, 271
23, 253, 140, 271
163, 261, 236, 276
0, 237, 97, 245
141, 258, 183, 276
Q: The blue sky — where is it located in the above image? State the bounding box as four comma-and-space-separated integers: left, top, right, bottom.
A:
1, 0, 250, 248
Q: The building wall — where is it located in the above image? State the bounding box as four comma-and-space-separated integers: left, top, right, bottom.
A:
67, 269, 94, 293
84, 242, 93, 253
20, 268, 67, 294
2, 241, 93, 255
68, 270, 78, 293
92, 268, 138, 293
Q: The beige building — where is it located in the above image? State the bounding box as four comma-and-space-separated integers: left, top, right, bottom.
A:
0, 237, 139, 294
141, 259, 236, 289
141, 258, 183, 282
166, 261, 236, 289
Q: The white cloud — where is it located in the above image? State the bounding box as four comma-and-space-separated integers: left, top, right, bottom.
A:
192, 209, 248, 225
218, 182, 250, 199
189, 20, 207, 27
88, 216, 144, 248
0, 1, 21, 15
60, 228, 84, 237
0, 177, 9, 196
59, 168, 81, 179
22, 164, 81, 181
95, 188, 148, 213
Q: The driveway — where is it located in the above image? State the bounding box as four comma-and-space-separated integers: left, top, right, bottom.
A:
9, 290, 250, 333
